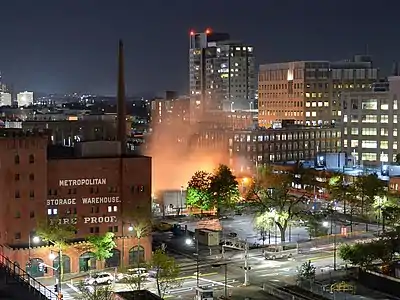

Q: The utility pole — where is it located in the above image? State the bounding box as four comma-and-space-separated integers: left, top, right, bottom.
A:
244, 241, 250, 286
196, 236, 199, 287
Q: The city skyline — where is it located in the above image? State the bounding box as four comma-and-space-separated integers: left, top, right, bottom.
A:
0, 0, 399, 95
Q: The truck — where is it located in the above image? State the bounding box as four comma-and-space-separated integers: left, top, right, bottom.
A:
263, 244, 298, 260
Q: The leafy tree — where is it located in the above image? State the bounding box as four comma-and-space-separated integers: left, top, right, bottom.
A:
354, 174, 385, 227
87, 232, 116, 269
304, 213, 329, 239
338, 241, 388, 268
76, 282, 112, 300
246, 164, 311, 242
297, 260, 316, 282
187, 171, 213, 210
149, 249, 181, 298
374, 195, 400, 230
327, 173, 353, 214
123, 206, 152, 289
36, 218, 76, 279
209, 164, 240, 216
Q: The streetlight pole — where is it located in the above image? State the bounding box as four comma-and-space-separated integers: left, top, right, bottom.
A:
224, 263, 228, 298
196, 236, 199, 287
330, 211, 337, 271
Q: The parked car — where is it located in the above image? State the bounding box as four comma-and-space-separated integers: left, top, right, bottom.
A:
84, 272, 114, 285
117, 268, 148, 282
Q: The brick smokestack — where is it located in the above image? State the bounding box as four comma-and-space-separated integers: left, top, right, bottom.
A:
117, 40, 127, 154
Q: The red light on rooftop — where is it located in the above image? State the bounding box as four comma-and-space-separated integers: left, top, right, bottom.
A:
205, 28, 212, 35
190, 30, 195, 36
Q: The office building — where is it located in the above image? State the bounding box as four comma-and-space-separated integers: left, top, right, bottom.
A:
258, 55, 378, 127
189, 29, 256, 120
0, 92, 12, 106
341, 76, 400, 165
190, 122, 341, 171
17, 91, 34, 107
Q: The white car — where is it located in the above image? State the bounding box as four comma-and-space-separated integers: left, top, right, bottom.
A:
116, 268, 148, 282
84, 272, 114, 285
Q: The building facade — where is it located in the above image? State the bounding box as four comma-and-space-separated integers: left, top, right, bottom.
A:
258, 55, 378, 127
190, 124, 341, 172
0, 133, 152, 276
0, 92, 11, 106
189, 29, 256, 120
17, 91, 34, 107
341, 76, 400, 165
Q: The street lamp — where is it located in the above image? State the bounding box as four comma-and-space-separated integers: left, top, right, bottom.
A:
185, 236, 199, 286
128, 225, 134, 232
28, 235, 40, 261
324, 214, 337, 271
49, 247, 62, 296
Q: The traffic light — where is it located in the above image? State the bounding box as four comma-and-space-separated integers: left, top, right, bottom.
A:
54, 284, 58, 293
38, 263, 43, 272
44, 267, 48, 273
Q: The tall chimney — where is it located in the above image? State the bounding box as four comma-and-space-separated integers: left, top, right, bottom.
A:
117, 40, 127, 154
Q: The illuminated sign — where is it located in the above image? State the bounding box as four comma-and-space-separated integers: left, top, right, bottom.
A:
84, 216, 117, 224
59, 178, 107, 187
82, 196, 120, 204
47, 198, 77, 206
52, 216, 118, 225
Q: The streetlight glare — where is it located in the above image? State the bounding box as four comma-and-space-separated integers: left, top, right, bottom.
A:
128, 226, 134, 232
32, 236, 40, 243
185, 238, 193, 245
322, 221, 329, 228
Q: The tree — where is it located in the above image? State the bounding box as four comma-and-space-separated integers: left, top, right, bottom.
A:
354, 174, 385, 227
123, 206, 152, 290
304, 213, 329, 239
87, 232, 116, 269
297, 260, 316, 282
149, 249, 181, 298
246, 164, 310, 242
76, 282, 113, 300
187, 170, 213, 210
338, 241, 388, 268
118, 273, 148, 291
36, 218, 76, 279
209, 164, 240, 216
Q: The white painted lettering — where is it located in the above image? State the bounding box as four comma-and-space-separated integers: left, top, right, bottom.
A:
84, 217, 91, 224
83, 216, 118, 224
58, 178, 107, 187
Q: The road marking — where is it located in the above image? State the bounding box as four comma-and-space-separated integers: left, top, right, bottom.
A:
199, 277, 234, 288
66, 283, 81, 294
176, 272, 218, 280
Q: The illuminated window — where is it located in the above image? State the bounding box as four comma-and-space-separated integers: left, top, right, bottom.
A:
362, 115, 377, 123
311, 93, 316, 98
306, 93, 310, 98
361, 153, 377, 161
362, 128, 377, 136
351, 128, 359, 135
318, 93, 322, 98
343, 140, 348, 147
380, 115, 389, 123
380, 141, 389, 149
311, 102, 317, 107
324, 102, 329, 107
305, 112, 310, 117
394, 141, 398, 150
395, 129, 398, 137
351, 140, 359, 147
381, 104, 389, 110
338, 110, 342, 116
305, 102, 311, 107
344, 128, 348, 135
394, 100, 398, 110
362, 99, 377, 110
380, 153, 388, 162
381, 128, 388, 136
394, 115, 398, 123
343, 115, 348, 122
311, 112, 316, 117
318, 102, 323, 107
362, 140, 377, 148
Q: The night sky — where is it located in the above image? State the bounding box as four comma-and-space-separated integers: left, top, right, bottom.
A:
0, 0, 399, 96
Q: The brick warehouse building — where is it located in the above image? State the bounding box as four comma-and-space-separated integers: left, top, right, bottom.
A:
0, 41, 153, 277
0, 131, 152, 277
